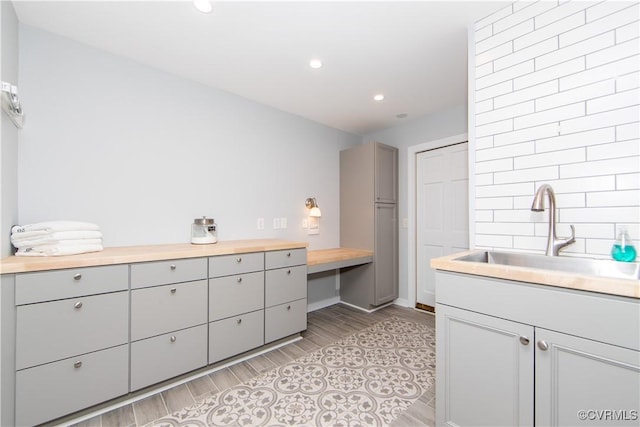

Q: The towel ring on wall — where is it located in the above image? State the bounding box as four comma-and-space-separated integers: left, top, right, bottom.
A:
1, 81, 24, 128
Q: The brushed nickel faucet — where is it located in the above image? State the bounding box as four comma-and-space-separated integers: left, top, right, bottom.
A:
531, 184, 576, 256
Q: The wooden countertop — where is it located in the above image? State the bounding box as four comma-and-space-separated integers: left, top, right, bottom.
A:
0, 239, 308, 274
431, 250, 640, 299
307, 248, 373, 274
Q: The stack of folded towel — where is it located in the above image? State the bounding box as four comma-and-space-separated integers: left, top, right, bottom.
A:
11, 221, 104, 256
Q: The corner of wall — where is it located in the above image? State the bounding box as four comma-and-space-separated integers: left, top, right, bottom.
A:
0, 0, 20, 259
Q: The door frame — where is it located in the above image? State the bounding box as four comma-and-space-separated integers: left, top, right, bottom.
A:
407, 133, 473, 308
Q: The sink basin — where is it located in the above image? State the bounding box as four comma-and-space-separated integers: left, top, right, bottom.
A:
456, 251, 640, 281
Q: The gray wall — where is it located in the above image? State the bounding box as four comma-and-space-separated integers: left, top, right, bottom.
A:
364, 104, 468, 304
1, 1, 19, 258
17, 25, 361, 250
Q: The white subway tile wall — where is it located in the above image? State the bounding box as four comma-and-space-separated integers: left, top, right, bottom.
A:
473, 0, 640, 258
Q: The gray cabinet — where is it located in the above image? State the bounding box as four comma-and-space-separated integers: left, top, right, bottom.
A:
535, 328, 640, 427
16, 345, 129, 427
131, 325, 208, 391
209, 310, 264, 363
264, 249, 307, 343
436, 304, 534, 426
130, 258, 208, 391
435, 270, 640, 427
14, 265, 129, 426
4, 244, 308, 425
340, 141, 398, 310
208, 251, 267, 363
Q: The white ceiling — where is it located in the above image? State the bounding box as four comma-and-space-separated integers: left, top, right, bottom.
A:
12, 0, 505, 135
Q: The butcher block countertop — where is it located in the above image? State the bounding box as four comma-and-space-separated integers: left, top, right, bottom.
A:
0, 239, 308, 274
431, 250, 640, 299
306, 248, 373, 274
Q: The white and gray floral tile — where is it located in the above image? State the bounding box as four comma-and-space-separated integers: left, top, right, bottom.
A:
149, 317, 435, 427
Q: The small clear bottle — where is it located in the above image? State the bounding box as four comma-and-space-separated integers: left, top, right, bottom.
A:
611, 228, 636, 262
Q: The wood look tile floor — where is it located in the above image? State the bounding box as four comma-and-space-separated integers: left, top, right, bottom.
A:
67, 304, 435, 427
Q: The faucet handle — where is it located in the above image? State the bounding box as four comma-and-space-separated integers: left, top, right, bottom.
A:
567, 224, 576, 243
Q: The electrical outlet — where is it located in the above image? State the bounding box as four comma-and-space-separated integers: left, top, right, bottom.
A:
273, 218, 281, 229
257, 218, 264, 230
302, 219, 309, 229
281, 217, 287, 229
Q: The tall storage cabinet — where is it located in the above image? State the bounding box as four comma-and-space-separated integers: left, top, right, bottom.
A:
340, 141, 398, 310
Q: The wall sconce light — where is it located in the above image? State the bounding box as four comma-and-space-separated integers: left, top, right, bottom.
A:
305, 197, 322, 217
305, 197, 321, 235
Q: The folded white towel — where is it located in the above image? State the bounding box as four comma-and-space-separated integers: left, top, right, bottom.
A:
15, 244, 103, 257
11, 230, 103, 247
11, 221, 100, 235
12, 238, 103, 249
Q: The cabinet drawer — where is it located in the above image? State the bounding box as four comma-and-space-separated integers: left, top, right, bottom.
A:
131, 258, 207, 289
130, 324, 208, 391
209, 271, 264, 321
131, 280, 207, 341
16, 344, 128, 427
209, 309, 264, 363
265, 265, 307, 307
209, 252, 264, 277
16, 291, 128, 370
15, 265, 128, 305
265, 298, 307, 343
265, 248, 306, 270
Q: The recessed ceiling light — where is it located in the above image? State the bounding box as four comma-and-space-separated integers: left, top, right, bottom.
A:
309, 59, 323, 69
193, 0, 213, 13
373, 94, 385, 101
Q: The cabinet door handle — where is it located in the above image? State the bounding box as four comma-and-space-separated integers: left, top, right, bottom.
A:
170, 288, 177, 294
236, 257, 242, 263
237, 318, 242, 325
73, 273, 82, 281
73, 361, 82, 369
519, 336, 530, 346
287, 305, 291, 310
537, 340, 549, 351
170, 264, 177, 270
286, 252, 291, 257
237, 277, 243, 283
287, 269, 291, 275
170, 335, 177, 343
74, 301, 83, 309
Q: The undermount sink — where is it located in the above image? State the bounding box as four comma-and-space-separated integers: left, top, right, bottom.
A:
456, 251, 640, 281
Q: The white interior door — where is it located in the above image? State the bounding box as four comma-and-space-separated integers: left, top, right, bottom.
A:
416, 142, 469, 307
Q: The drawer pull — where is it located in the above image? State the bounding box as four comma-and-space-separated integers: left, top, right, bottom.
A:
537, 340, 549, 351
170, 288, 177, 294
286, 252, 291, 257
287, 305, 291, 310
74, 301, 83, 309
73, 273, 82, 281
170, 335, 177, 343
287, 269, 291, 275
237, 277, 243, 283
237, 318, 242, 325
236, 257, 242, 263
519, 336, 530, 346
170, 264, 177, 270
73, 361, 82, 369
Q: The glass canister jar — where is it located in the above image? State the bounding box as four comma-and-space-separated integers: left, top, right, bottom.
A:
191, 217, 217, 244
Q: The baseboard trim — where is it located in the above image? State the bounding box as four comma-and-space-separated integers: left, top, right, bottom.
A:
339, 300, 396, 314
307, 296, 340, 313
